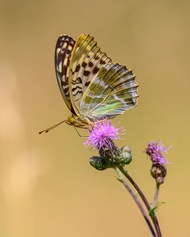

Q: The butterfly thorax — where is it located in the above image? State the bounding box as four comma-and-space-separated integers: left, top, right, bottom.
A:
66, 115, 93, 129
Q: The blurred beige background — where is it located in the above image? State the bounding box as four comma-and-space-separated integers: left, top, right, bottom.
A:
0, 0, 189, 236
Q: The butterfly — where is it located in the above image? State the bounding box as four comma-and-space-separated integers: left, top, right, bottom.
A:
39, 33, 138, 133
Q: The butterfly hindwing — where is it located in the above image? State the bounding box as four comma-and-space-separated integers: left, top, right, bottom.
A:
80, 63, 138, 120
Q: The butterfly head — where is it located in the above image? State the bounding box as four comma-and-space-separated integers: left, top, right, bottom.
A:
66, 115, 93, 129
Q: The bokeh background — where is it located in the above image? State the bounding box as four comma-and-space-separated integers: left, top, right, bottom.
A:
0, 0, 189, 236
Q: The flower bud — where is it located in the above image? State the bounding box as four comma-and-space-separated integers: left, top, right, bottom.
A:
89, 156, 110, 171
118, 146, 132, 165
150, 163, 167, 185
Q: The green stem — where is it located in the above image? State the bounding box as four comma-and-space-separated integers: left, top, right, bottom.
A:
117, 166, 162, 237
115, 168, 157, 237
153, 184, 160, 208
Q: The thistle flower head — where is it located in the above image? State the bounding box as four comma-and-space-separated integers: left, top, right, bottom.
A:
145, 141, 170, 166
84, 119, 124, 151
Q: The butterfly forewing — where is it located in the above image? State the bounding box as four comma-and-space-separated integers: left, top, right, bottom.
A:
55, 35, 76, 111
68, 34, 112, 116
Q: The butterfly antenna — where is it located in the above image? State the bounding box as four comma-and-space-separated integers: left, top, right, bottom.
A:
39, 120, 66, 134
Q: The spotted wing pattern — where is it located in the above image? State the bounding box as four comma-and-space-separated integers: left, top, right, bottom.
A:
80, 63, 138, 121
55, 33, 138, 126
68, 34, 112, 116
55, 35, 76, 112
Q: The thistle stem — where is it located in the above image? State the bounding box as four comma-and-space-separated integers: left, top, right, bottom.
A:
115, 167, 157, 237
117, 166, 162, 237
153, 184, 160, 208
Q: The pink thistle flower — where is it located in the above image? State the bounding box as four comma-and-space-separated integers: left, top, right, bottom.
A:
84, 119, 124, 151
145, 141, 170, 165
